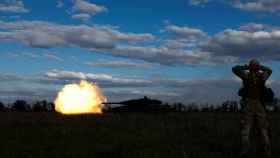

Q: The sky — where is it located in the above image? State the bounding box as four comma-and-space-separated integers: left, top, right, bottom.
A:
1, 0, 280, 104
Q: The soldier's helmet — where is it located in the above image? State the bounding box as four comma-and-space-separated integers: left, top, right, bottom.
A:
249, 59, 260, 71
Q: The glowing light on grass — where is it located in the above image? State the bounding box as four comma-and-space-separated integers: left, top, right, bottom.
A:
55, 80, 107, 114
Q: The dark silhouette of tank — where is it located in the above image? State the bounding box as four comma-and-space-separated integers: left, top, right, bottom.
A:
103, 96, 172, 113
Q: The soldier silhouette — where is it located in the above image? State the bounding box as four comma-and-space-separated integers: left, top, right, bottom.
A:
232, 59, 272, 158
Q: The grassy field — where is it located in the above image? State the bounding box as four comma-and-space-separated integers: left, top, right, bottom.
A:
0, 112, 280, 158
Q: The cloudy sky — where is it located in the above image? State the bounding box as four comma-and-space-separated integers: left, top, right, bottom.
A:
1, 0, 280, 104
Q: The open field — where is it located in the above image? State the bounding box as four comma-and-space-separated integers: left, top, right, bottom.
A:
0, 112, 280, 158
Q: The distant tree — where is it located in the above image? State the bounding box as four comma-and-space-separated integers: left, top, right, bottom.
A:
186, 103, 199, 112
49, 102, 55, 112
0, 101, 4, 111
218, 100, 239, 112
32, 100, 50, 112
201, 104, 215, 112
41, 100, 47, 109
173, 102, 186, 112
32, 102, 44, 112
12, 100, 30, 111
222, 101, 229, 112
7, 103, 13, 110
32, 100, 56, 112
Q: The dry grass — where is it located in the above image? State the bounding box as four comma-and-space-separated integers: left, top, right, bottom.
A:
0, 112, 279, 158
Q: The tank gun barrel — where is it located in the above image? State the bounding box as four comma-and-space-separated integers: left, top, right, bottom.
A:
102, 102, 122, 105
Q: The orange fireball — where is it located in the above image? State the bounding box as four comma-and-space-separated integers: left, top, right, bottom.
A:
55, 80, 107, 114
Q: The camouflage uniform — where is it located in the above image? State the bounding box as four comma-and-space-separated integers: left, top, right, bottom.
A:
232, 64, 272, 157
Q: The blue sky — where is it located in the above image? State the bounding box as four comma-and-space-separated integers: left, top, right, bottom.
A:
1, 0, 280, 104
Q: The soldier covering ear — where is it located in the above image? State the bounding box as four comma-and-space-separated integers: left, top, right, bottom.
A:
232, 59, 272, 158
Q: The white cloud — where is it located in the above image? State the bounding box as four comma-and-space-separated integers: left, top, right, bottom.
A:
21, 52, 40, 59
45, 69, 111, 80
201, 28, 280, 61
233, 0, 280, 13
72, 13, 91, 21
0, 73, 25, 81
189, 0, 280, 13
56, 0, 64, 8
86, 61, 152, 69
98, 25, 155, 41
189, 0, 211, 6
239, 23, 278, 32
0, 20, 154, 49
165, 24, 207, 40
73, 0, 107, 14
0, 0, 29, 13
44, 53, 64, 62
7, 52, 40, 59
7, 52, 64, 62
43, 69, 152, 88
163, 39, 196, 49
0, 20, 212, 66
3, 20, 280, 66
96, 45, 211, 66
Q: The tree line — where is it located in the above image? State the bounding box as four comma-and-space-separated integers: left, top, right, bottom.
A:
171, 98, 280, 112
0, 100, 55, 112
0, 98, 279, 113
